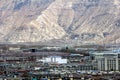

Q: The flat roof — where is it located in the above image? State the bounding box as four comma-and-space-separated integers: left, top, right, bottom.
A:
91, 51, 119, 55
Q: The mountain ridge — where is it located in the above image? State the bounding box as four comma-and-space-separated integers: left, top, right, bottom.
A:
0, 0, 120, 45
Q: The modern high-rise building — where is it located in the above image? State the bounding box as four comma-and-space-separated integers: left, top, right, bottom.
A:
91, 52, 120, 71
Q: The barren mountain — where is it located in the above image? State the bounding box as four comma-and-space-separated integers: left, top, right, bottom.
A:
0, 0, 120, 45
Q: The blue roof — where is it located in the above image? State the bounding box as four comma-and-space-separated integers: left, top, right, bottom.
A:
32, 78, 37, 80
112, 49, 120, 53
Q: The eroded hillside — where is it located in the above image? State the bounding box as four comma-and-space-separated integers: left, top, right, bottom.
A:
0, 0, 120, 45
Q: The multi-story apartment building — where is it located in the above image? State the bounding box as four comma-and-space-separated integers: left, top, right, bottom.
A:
91, 52, 120, 71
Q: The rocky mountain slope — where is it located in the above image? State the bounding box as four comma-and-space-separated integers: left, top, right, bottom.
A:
0, 0, 120, 45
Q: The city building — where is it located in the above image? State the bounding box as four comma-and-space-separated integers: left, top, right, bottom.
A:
91, 52, 119, 71
39, 56, 67, 64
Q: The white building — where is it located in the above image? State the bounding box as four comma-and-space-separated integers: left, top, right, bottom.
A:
91, 52, 119, 71
39, 56, 67, 64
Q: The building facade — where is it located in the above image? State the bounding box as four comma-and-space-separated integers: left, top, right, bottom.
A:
91, 52, 119, 71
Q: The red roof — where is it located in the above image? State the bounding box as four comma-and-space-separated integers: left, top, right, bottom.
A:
0, 60, 4, 62
6, 60, 21, 62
